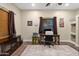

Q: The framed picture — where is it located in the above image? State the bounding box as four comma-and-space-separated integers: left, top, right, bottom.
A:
59, 18, 64, 27
27, 21, 32, 26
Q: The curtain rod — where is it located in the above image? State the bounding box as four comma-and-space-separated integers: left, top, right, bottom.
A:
42, 17, 54, 19
0, 6, 16, 15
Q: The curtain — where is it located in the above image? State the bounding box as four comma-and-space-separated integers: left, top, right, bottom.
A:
39, 17, 57, 34
39, 17, 43, 34
53, 17, 57, 34
8, 11, 16, 37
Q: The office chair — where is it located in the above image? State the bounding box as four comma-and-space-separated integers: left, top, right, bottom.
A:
44, 29, 54, 48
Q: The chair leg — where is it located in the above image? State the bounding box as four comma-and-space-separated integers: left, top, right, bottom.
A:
51, 43, 54, 46
49, 45, 51, 48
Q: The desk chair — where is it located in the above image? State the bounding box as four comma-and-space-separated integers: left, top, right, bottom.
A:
44, 29, 54, 48
44, 35, 53, 48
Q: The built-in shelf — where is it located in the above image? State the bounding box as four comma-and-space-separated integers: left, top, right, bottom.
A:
71, 34, 76, 42
71, 32, 76, 35
71, 21, 76, 24
70, 15, 79, 46
71, 24, 76, 33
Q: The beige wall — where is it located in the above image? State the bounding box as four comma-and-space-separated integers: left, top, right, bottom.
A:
21, 10, 76, 41
0, 3, 22, 35
76, 10, 79, 45
0, 3, 78, 45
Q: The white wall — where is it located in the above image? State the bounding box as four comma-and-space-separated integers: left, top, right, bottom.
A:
21, 10, 76, 41
0, 3, 22, 35
76, 10, 79, 45
0, 3, 78, 44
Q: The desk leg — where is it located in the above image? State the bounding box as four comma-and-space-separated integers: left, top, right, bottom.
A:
38, 39, 40, 44
35, 37, 37, 44
32, 38, 34, 44
58, 36, 60, 45
54, 37, 57, 44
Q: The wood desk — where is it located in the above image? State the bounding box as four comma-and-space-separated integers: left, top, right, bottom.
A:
41, 34, 60, 45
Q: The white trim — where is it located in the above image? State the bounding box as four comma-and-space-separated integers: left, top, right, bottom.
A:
60, 40, 79, 47
23, 39, 32, 42
60, 40, 70, 42
69, 41, 79, 47
23, 39, 79, 47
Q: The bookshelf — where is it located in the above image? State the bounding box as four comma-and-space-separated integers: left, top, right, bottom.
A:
70, 15, 79, 46
71, 24, 76, 33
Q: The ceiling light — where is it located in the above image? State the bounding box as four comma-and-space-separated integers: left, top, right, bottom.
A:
58, 3, 63, 5
32, 3, 35, 7
65, 3, 69, 6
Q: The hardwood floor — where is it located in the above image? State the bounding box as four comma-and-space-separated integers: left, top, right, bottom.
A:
11, 42, 27, 56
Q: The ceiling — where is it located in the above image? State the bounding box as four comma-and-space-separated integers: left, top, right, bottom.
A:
14, 3, 79, 10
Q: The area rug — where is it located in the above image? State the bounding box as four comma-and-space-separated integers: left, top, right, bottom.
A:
21, 45, 79, 56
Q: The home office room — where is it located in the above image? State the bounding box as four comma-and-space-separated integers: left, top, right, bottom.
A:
0, 3, 79, 56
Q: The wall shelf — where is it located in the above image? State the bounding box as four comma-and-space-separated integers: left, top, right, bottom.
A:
71, 34, 76, 42
71, 24, 76, 33
70, 15, 79, 46
70, 21, 76, 24
71, 32, 76, 35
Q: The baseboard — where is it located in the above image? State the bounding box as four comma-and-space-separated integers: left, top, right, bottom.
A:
23, 40, 32, 42
60, 40, 79, 47
23, 39, 79, 47
69, 41, 79, 47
